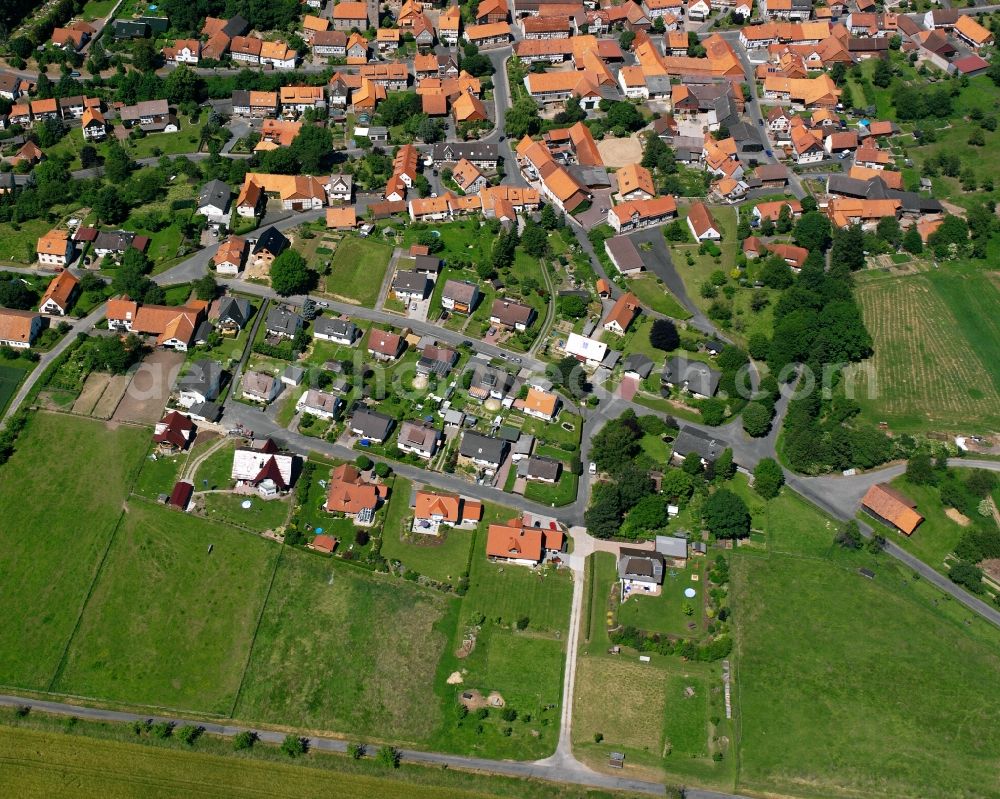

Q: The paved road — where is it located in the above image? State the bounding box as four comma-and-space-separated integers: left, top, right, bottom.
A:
0, 694, 670, 797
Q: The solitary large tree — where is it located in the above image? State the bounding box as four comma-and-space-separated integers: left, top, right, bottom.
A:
752, 457, 785, 500
649, 318, 680, 351
270, 250, 312, 296
704, 489, 751, 539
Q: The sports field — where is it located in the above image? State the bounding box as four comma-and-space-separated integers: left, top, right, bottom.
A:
235, 550, 451, 744
324, 236, 393, 307
54, 502, 279, 715
0, 413, 148, 690
732, 528, 1000, 798
852, 268, 1000, 433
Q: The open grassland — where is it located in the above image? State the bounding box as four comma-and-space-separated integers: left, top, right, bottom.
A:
0, 363, 28, 414
732, 544, 1000, 799
0, 719, 623, 799
54, 502, 279, 715
625, 274, 692, 320
324, 237, 393, 307
852, 269, 1000, 433
235, 551, 450, 745
0, 413, 148, 691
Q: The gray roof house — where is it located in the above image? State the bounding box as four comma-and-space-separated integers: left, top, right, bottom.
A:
417, 344, 458, 376
265, 307, 304, 339
459, 431, 508, 468
671, 426, 725, 465
655, 535, 688, 563
623, 353, 653, 380
618, 548, 665, 587
519, 455, 562, 483
350, 408, 395, 442
197, 179, 231, 223
176, 359, 223, 406
397, 419, 441, 458
661, 357, 721, 399
391, 270, 430, 300
605, 234, 645, 275
313, 316, 358, 344
209, 296, 253, 332
470, 363, 514, 400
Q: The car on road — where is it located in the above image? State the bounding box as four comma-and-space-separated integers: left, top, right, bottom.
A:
589, 462, 597, 475
318, 301, 329, 307
765, 149, 773, 157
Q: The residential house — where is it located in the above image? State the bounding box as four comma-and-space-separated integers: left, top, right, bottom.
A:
397, 421, 442, 459
36, 229, 73, 267
520, 455, 562, 483
279, 85, 326, 117
564, 332, 608, 368
213, 236, 248, 276
618, 548, 665, 593
954, 15, 993, 51
367, 328, 404, 361
452, 158, 489, 194
861, 483, 924, 535
417, 344, 458, 376
490, 298, 535, 331
603, 292, 641, 336
522, 387, 560, 421
438, 6, 462, 45
767, 242, 808, 269
314, 317, 358, 344
464, 21, 513, 48
153, 411, 196, 453
486, 519, 563, 566
413, 490, 482, 531
392, 270, 430, 302
38, 269, 78, 315
313, 30, 348, 58
752, 199, 802, 225
232, 441, 295, 496
208, 296, 253, 334
265, 306, 303, 340
350, 408, 395, 443
0, 309, 44, 349
469, 363, 514, 400
324, 464, 387, 522
81, 107, 107, 141
325, 207, 357, 230
616, 163, 656, 201
176, 360, 223, 408
686, 202, 721, 240
297, 389, 342, 420
442, 280, 481, 314
241, 370, 282, 403
325, 174, 353, 203
431, 141, 500, 169
608, 196, 678, 234
459, 431, 509, 471
118, 99, 176, 132
197, 179, 232, 225
92, 230, 149, 260
662, 356, 721, 398
623, 353, 654, 380
164, 38, 200, 64
252, 227, 291, 268
332, 1, 370, 30
671, 425, 724, 465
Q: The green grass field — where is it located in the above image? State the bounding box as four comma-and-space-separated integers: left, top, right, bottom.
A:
0, 217, 52, 263
0, 362, 29, 414
616, 560, 705, 637
625, 274, 692, 320
324, 237, 393, 307
54, 502, 279, 715
379, 478, 476, 583
0, 413, 149, 691
732, 489, 1000, 799
877, 475, 970, 570
235, 550, 451, 745
200, 492, 291, 533
852, 268, 1000, 433
524, 471, 579, 507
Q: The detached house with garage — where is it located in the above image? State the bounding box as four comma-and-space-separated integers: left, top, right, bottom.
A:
490, 298, 535, 331
38, 270, 79, 315
397, 420, 442, 459
442, 279, 481, 314
350, 408, 396, 443
486, 518, 564, 567
459, 431, 508, 472
241, 370, 281, 404
413, 490, 482, 533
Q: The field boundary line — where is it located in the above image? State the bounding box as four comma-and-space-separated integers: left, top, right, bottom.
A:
229, 543, 285, 718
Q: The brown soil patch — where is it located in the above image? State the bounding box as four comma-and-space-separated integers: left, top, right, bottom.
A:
597, 136, 644, 168
92, 374, 131, 419
945, 507, 971, 527
981, 559, 1000, 582
459, 689, 485, 709
455, 631, 477, 659
113, 350, 185, 424
72, 372, 110, 415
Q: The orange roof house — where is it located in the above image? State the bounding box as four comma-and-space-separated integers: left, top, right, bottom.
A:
326, 207, 358, 229
486, 519, 563, 564
452, 92, 488, 123
414, 490, 482, 524
861, 483, 923, 536
602, 291, 641, 335
954, 14, 993, 49
324, 464, 388, 515
36, 229, 71, 262
523, 387, 560, 420
38, 269, 79, 314
616, 163, 656, 200
422, 92, 448, 116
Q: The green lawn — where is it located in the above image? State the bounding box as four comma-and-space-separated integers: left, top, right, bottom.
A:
234, 550, 452, 746
0, 218, 52, 263
874, 475, 968, 570
132, 450, 186, 501
625, 274, 692, 320
200, 492, 291, 533
0, 413, 149, 691
524, 471, 579, 507
324, 237, 393, 307
379, 477, 476, 583
54, 501, 279, 715
733, 547, 1000, 799
852, 267, 1000, 433
0, 362, 31, 415
616, 560, 705, 637
639, 431, 671, 464
81, 0, 116, 19
193, 441, 237, 490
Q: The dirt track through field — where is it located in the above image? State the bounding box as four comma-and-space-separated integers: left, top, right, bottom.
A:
72, 373, 110, 416
92, 375, 131, 419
